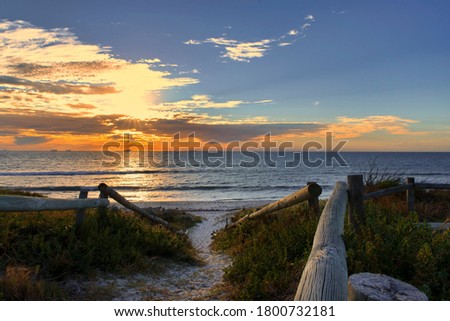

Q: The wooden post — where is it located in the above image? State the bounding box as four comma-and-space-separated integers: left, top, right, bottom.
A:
294, 181, 348, 301
347, 175, 365, 230
406, 177, 415, 213
97, 189, 109, 226
307, 182, 320, 217
75, 189, 89, 235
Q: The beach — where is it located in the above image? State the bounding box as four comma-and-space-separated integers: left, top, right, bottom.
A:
1, 151, 450, 300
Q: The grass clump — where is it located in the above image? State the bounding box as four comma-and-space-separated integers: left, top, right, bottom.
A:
0, 189, 45, 198
212, 203, 319, 300
148, 207, 202, 231
345, 201, 450, 300
0, 205, 199, 300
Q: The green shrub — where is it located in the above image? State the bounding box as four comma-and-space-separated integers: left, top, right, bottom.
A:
212, 203, 319, 300
344, 201, 450, 300
213, 196, 450, 300
0, 189, 45, 197
0, 207, 198, 299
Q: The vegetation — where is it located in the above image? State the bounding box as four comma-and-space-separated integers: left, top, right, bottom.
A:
363, 157, 403, 187
0, 189, 46, 198
212, 183, 450, 301
212, 203, 320, 300
0, 191, 200, 300
345, 201, 450, 300
146, 207, 202, 231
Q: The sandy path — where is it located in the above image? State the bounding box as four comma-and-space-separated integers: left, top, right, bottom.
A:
69, 200, 269, 300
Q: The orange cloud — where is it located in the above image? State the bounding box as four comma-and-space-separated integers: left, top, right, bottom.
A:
327, 115, 426, 138
0, 19, 198, 118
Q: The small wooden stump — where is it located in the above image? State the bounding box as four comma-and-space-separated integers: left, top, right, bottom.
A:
348, 273, 428, 301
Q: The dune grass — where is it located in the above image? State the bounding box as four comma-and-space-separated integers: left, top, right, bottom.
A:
212, 203, 320, 300
212, 186, 450, 301
0, 193, 200, 300
0, 189, 46, 198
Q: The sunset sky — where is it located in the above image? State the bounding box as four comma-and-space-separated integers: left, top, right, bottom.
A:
0, 0, 449, 151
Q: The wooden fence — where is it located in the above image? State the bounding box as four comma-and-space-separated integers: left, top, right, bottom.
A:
294, 174, 449, 301
347, 175, 450, 229
226, 182, 322, 229
0, 183, 170, 233
294, 181, 348, 300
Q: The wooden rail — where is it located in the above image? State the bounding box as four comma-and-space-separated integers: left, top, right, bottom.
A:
97, 183, 170, 228
415, 183, 450, 189
0, 183, 171, 233
364, 184, 413, 200
348, 175, 450, 231
0, 195, 109, 212
227, 182, 322, 228
294, 181, 348, 301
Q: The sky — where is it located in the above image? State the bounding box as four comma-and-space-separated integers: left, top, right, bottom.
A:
0, 0, 449, 151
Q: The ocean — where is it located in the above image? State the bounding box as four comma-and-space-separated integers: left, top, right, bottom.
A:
0, 151, 449, 203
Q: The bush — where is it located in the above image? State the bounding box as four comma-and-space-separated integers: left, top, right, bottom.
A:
212, 203, 319, 300
213, 194, 449, 300
0, 208, 198, 299
345, 201, 450, 300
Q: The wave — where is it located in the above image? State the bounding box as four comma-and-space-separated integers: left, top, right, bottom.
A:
7, 184, 306, 192
0, 169, 200, 177
405, 172, 449, 176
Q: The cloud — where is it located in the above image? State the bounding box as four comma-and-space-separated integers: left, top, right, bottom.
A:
142, 118, 324, 141
67, 103, 97, 110
208, 38, 273, 62
0, 129, 18, 136
0, 106, 324, 143
332, 10, 347, 15
301, 23, 311, 31
179, 69, 200, 75
157, 95, 273, 110
327, 115, 425, 138
0, 19, 198, 118
0, 109, 121, 135
184, 18, 315, 62
0, 76, 119, 95
14, 135, 52, 145
184, 39, 202, 45
137, 58, 161, 64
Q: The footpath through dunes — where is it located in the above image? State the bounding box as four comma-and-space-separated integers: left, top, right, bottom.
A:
67, 200, 269, 300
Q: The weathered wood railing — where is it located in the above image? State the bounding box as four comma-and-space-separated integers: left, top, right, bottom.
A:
347, 175, 450, 229
0, 183, 170, 232
294, 181, 348, 300
295, 175, 447, 300
227, 182, 322, 228
0, 195, 109, 212
98, 183, 170, 228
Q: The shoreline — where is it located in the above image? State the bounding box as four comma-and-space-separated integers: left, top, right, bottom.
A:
133, 199, 272, 213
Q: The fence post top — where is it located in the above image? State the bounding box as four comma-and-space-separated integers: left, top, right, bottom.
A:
98, 183, 108, 190
347, 174, 364, 179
